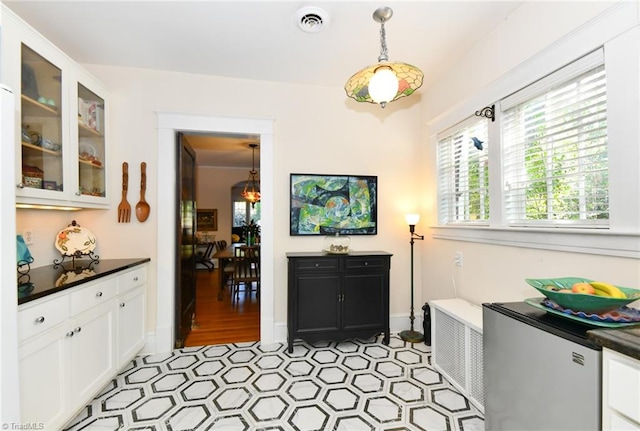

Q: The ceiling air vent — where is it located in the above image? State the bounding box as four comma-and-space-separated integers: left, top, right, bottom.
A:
296, 7, 328, 33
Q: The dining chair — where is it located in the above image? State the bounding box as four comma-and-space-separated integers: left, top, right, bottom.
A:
195, 242, 215, 272
215, 241, 234, 293
231, 246, 260, 307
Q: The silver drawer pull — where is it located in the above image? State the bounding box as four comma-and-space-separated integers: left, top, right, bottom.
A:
35, 316, 45, 324
133, 276, 139, 282
74, 327, 82, 333
96, 291, 103, 297
120, 302, 126, 308
66, 331, 75, 337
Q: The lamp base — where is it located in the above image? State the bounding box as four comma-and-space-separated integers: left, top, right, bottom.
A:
399, 329, 424, 343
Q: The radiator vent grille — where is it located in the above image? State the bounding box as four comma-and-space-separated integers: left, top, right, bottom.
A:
430, 299, 484, 412
433, 309, 466, 388
469, 327, 485, 406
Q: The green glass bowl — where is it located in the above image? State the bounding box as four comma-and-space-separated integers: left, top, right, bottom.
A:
525, 277, 640, 314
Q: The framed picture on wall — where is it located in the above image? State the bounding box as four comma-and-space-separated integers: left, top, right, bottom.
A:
197, 209, 218, 231
290, 173, 377, 235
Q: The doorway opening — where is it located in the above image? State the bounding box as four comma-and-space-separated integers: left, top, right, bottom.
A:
156, 112, 274, 354
180, 133, 262, 347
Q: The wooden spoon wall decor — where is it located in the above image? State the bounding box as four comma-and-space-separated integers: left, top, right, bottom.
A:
135, 162, 150, 222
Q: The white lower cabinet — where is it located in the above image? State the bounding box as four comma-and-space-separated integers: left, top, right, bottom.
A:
18, 264, 147, 430
117, 286, 145, 369
69, 300, 116, 406
19, 324, 68, 428
603, 347, 640, 430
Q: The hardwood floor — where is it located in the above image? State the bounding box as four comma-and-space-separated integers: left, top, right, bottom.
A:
184, 268, 260, 347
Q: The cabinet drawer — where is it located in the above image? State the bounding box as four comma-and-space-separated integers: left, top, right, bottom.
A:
117, 266, 147, 294
345, 256, 387, 269
69, 279, 116, 316
293, 258, 340, 271
18, 294, 69, 342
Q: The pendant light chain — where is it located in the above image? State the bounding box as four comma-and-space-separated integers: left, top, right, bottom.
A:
378, 21, 389, 62
242, 143, 260, 207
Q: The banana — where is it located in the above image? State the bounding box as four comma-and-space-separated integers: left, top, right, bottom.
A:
589, 281, 626, 298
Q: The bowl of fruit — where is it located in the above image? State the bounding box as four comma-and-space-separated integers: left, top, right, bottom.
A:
525, 277, 640, 314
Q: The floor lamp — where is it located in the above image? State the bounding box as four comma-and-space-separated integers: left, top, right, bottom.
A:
400, 213, 425, 343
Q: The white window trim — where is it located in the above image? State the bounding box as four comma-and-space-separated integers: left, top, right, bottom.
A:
432, 226, 640, 259
428, 2, 640, 259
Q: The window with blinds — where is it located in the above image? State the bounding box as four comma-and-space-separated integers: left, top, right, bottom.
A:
437, 118, 489, 224
501, 49, 608, 228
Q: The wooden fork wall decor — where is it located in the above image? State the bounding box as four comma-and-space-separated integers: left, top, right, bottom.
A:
117, 162, 131, 223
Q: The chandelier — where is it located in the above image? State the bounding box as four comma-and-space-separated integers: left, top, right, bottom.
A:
242, 143, 261, 207
344, 6, 423, 108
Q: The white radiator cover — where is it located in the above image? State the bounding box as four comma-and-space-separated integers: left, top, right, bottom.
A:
430, 298, 484, 411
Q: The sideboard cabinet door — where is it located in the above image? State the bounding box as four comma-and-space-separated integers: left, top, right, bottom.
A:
294, 274, 341, 334
343, 272, 387, 332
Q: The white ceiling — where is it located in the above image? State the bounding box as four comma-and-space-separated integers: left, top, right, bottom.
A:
5, 0, 524, 167
182, 133, 261, 168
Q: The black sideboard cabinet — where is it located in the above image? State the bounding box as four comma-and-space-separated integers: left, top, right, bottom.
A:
286, 251, 392, 353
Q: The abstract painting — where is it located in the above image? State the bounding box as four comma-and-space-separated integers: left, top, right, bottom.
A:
290, 174, 377, 235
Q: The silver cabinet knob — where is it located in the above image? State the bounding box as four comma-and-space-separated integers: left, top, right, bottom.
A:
74, 327, 82, 333
17, 183, 25, 189
315, 263, 319, 267
133, 276, 139, 282
120, 302, 126, 308
66, 331, 75, 337
75, 191, 82, 196
35, 316, 45, 324
96, 291, 103, 297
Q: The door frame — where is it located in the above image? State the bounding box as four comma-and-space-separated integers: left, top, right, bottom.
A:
156, 112, 275, 352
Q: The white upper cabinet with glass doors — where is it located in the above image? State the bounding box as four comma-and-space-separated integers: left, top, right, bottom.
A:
2, 5, 109, 209
75, 78, 107, 202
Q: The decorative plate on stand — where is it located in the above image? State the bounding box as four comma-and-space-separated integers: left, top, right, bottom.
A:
55, 223, 97, 256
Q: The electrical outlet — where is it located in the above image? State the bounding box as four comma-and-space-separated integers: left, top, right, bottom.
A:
23, 228, 34, 246
454, 251, 463, 267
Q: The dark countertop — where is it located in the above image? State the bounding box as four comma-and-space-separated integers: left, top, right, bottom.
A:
17, 258, 150, 305
588, 327, 640, 361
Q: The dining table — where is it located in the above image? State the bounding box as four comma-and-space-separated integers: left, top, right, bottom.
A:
212, 243, 259, 300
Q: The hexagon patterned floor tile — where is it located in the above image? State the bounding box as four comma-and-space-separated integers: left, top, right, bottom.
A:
63, 336, 484, 430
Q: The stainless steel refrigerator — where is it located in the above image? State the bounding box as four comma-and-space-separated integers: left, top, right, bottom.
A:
483, 302, 601, 431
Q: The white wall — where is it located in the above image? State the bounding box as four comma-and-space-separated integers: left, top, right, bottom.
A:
196, 166, 246, 244
420, 1, 640, 306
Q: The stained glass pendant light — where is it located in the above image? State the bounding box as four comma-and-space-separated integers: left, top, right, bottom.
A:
242, 143, 260, 207
345, 6, 423, 108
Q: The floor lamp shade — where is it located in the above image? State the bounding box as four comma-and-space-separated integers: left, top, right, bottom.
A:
405, 213, 420, 226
